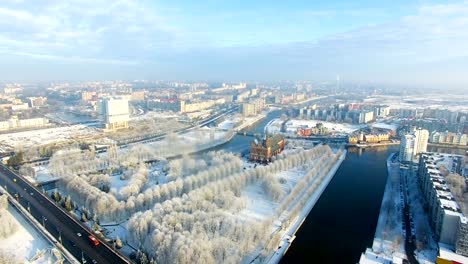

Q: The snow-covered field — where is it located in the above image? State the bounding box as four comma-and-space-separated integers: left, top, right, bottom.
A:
23, 139, 345, 263
363, 94, 468, 112
217, 119, 238, 130
130, 110, 181, 121
371, 122, 399, 131
0, 125, 98, 149
0, 201, 59, 263
266, 118, 364, 134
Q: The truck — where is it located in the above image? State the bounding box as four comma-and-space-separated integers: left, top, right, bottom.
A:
88, 235, 99, 246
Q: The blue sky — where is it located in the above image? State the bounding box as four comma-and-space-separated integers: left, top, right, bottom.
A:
0, 0, 468, 89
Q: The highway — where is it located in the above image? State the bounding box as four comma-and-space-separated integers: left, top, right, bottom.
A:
0, 165, 130, 264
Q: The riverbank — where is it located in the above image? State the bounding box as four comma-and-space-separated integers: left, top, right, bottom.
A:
235, 114, 267, 131
359, 153, 406, 263
347, 141, 400, 149
267, 150, 347, 264
427, 142, 468, 150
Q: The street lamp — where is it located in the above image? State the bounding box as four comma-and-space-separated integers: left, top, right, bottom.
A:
27, 202, 30, 213
81, 251, 87, 264
42, 216, 47, 227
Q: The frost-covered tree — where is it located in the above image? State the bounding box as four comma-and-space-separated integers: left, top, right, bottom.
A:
0, 200, 18, 238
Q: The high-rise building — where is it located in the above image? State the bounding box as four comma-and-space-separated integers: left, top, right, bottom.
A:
399, 134, 415, 162
413, 128, 429, 156
418, 153, 468, 259
399, 128, 429, 162
97, 97, 129, 130
358, 110, 374, 124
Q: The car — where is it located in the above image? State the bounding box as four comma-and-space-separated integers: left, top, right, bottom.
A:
92, 260, 97, 264
30, 192, 34, 196
88, 235, 99, 246
77, 232, 82, 237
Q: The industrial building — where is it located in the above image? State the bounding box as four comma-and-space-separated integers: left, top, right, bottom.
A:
249, 134, 285, 163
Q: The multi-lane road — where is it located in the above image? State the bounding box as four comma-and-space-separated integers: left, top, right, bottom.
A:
0, 165, 130, 264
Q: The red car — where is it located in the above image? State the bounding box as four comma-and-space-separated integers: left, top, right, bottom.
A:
88, 235, 99, 246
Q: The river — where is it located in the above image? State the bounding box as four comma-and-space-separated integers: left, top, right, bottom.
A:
211, 110, 398, 263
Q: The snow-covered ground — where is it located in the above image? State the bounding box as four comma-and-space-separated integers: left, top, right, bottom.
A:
266, 118, 364, 134
265, 150, 346, 264
0, 125, 98, 149
405, 166, 438, 263
371, 122, 399, 131
360, 153, 405, 263
17, 122, 344, 264
361, 153, 438, 264
130, 110, 181, 121
217, 119, 238, 130
0, 203, 60, 263
363, 94, 468, 113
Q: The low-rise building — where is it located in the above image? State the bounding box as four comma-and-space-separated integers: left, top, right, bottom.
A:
147, 98, 181, 112
181, 98, 225, 113
28, 97, 47, 107
430, 131, 468, 146
364, 133, 389, 143
10, 103, 29, 111
0, 116, 49, 131
348, 135, 359, 144
250, 134, 285, 163
131, 91, 145, 101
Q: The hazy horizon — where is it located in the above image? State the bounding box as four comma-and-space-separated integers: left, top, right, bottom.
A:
1, 0, 468, 90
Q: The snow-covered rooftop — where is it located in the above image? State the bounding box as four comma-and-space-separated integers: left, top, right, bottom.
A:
266, 118, 364, 135
439, 199, 461, 214
438, 243, 468, 263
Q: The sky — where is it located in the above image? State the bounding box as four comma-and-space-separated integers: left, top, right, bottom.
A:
0, 0, 468, 89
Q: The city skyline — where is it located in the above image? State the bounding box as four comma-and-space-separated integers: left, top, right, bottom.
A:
1, 0, 468, 89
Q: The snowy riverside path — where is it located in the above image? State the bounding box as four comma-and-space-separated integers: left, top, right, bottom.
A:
266, 150, 347, 264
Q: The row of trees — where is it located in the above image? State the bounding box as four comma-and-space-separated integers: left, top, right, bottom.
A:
120, 165, 149, 200
127, 187, 268, 264
51, 141, 343, 262
0, 196, 18, 239
46, 129, 235, 180
165, 151, 240, 183
277, 149, 343, 226
126, 146, 343, 263
48, 148, 106, 176
58, 151, 244, 222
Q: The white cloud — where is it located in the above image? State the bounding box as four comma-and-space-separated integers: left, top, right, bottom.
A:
0, 0, 180, 63
0, 0, 467, 87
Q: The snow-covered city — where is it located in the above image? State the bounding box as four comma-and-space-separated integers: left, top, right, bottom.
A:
1, 1, 468, 263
